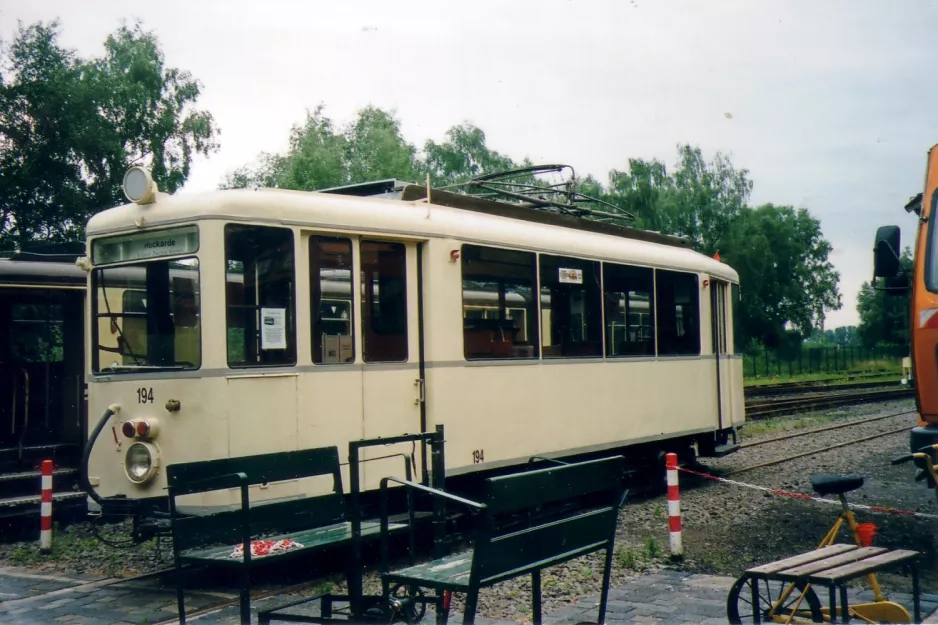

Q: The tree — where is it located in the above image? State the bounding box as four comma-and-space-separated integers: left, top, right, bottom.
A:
222, 104, 417, 191
606, 145, 752, 253
856, 248, 912, 348
0, 20, 218, 248
606, 147, 838, 347
421, 123, 522, 187
719, 203, 841, 347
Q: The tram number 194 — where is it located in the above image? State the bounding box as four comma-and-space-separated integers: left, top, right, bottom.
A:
137, 387, 154, 404
472, 449, 484, 464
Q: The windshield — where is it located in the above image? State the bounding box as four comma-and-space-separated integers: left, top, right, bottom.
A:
92, 257, 201, 373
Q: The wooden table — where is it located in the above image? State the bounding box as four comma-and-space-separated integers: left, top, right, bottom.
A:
743, 543, 921, 623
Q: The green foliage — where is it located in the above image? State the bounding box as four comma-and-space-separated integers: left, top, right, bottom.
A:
0, 19, 218, 249
720, 203, 841, 347
857, 247, 912, 348
421, 123, 525, 187
645, 536, 661, 560
608, 149, 840, 346
222, 104, 417, 191
226, 105, 840, 349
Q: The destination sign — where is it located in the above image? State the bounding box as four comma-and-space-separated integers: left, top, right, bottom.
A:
92, 226, 199, 265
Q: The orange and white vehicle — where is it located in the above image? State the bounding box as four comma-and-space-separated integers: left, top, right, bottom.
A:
873, 143, 938, 491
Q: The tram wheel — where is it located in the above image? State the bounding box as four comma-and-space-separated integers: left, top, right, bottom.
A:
388, 583, 428, 624
726, 574, 823, 624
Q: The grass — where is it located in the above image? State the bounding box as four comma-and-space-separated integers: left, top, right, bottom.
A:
744, 364, 902, 387
5, 522, 152, 578
740, 413, 842, 436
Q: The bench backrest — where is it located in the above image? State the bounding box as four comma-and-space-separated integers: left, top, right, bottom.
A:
471, 455, 626, 586
166, 446, 344, 551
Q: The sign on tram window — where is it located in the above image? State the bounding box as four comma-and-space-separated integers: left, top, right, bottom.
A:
558, 268, 583, 284
92, 226, 199, 265
260, 308, 287, 350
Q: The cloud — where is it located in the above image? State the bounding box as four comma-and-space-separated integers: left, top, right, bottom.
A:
3, 0, 936, 329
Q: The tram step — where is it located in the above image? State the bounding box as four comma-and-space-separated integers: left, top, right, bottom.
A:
0, 466, 80, 499
0, 491, 86, 516
0, 443, 81, 471
712, 442, 741, 457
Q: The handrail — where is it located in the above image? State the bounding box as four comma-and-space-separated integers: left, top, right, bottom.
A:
15, 367, 29, 460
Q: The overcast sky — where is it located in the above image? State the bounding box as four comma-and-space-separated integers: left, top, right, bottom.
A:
3, 0, 934, 328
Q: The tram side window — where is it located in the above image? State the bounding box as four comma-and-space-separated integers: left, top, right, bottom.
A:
461, 245, 539, 360
310, 236, 354, 364
361, 241, 407, 363
655, 270, 700, 356
10, 303, 64, 363
603, 263, 654, 357
225, 225, 296, 367
540, 255, 603, 358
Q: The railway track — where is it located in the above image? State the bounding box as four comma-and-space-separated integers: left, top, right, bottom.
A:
744, 386, 914, 419
744, 378, 902, 398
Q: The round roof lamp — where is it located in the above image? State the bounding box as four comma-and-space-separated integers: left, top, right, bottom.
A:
122, 167, 157, 205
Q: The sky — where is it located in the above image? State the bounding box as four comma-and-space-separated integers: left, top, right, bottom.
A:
2, 0, 934, 328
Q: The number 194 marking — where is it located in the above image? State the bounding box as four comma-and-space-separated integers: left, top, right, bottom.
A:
137, 387, 154, 404
472, 449, 484, 464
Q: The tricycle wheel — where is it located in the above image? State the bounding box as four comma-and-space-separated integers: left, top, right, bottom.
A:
727, 574, 823, 623
388, 584, 428, 624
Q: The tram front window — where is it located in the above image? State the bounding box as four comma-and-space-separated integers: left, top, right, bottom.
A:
92, 258, 201, 372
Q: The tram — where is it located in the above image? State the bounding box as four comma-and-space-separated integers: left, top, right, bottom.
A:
873, 144, 938, 493
81, 167, 745, 537
0, 248, 89, 524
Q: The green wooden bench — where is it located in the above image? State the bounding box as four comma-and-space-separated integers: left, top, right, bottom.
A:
167, 445, 412, 625
377, 455, 628, 625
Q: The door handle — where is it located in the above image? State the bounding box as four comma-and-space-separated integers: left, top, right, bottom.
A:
414, 378, 425, 405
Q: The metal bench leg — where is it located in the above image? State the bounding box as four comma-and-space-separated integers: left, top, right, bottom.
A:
829, 586, 837, 624
839, 585, 849, 623
462, 590, 479, 625
532, 570, 542, 625
240, 567, 251, 625
598, 543, 615, 624
176, 565, 187, 625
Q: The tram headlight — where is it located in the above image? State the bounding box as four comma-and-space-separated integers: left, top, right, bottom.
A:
124, 442, 159, 484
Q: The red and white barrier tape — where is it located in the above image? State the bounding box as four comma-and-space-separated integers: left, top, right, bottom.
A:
676, 465, 938, 521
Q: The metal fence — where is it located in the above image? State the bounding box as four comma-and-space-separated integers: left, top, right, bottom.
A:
743, 344, 907, 379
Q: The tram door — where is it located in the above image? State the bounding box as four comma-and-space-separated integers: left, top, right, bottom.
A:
0, 289, 84, 450
710, 279, 733, 428
359, 239, 425, 489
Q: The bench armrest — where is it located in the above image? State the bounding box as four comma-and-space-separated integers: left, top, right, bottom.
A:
378, 477, 485, 578
380, 477, 485, 510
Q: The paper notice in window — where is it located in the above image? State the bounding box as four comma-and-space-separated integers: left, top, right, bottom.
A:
558, 268, 583, 284
260, 308, 287, 350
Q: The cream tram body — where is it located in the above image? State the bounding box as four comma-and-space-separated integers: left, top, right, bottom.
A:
83, 181, 744, 514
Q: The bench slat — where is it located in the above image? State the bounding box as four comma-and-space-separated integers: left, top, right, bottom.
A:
484, 456, 625, 515
173, 494, 346, 551
806, 550, 920, 584
386, 552, 474, 591
477, 507, 617, 584
746, 544, 858, 575
774, 547, 887, 580
181, 520, 408, 564
167, 447, 341, 492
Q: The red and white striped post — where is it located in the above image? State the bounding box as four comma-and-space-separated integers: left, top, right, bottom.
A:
665, 453, 683, 561
40, 460, 53, 552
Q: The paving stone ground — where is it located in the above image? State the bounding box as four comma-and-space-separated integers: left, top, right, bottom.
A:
2, 566, 938, 624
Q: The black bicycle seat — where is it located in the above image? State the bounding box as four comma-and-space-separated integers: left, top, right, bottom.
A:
811, 474, 864, 496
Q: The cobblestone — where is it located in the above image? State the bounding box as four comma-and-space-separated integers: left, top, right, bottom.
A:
1, 564, 937, 624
